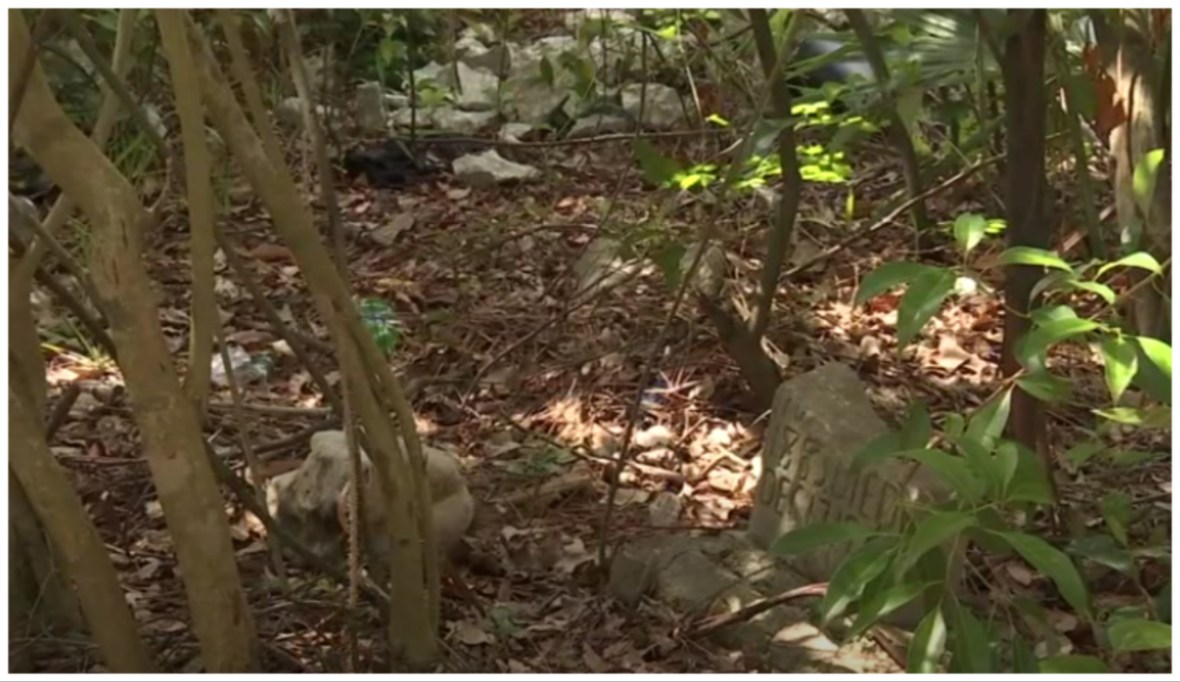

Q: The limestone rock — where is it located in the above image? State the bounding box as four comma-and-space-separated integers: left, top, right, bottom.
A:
568, 112, 634, 139
266, 430, 475, 570
433, 107, 498, 135
452, 148, 540, 187
454, 62, 500, 112
621, 83, 686, 130
571, 238, 642, 297
355, 81, 388, 133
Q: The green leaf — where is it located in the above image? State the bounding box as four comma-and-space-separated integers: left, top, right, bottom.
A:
854, 261, 935, 305
1131, 148, 1165, 216
851, 431, 901, 471
1064, 278, 1117, 305
819, 537, 898, 625
900, 511, 976, 574
1095, 405, 1171, 428
849, 582, 927, 638
1018, 318, 1101, 369
1100, 335, 1139, 404
943, 413, 965, 439
1136, 336, 1172, 381
896, 449, 984, 503
1097, 251, 1164, 278
1065, 440, 1104, 467
1157, 582, 1171, 625
539, 55, 555, 86
950, 604, 994, 672
899, 401, 931, 450
907, 607, 948, 673
1016, 370, 1071, 403
653, 241, 686, 291
1039, 655, 1109, 673
1108, 619, 1171, 652
1011, 640, 1038, 673
897, 268, 957, 346
952, 213, 987, 256
996, 246, 1073, 272
769, 522, 877, 557
1004, 443, 1055, 505
965, 387, 1012, 449
1029, 304, 1079, 326
1100, 492, 1131, 546
634, 138, 682, 187
993, 442, 1019, 497
705, 113, 729, 127
991, 531, 1092, 620
1067, 535, 1135, 576
844, 188, 855, 222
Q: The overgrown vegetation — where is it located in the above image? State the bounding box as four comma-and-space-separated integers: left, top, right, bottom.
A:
9, 7, 1170, 674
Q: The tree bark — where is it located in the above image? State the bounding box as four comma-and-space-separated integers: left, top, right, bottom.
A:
157, 9, 217, 414
9, 382, 154, 672
999, 9, 1054, 494
9, 9, 259, 671
182, 15, 440, 668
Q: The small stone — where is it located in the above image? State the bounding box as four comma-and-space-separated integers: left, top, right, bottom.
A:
453, 149, 540, 187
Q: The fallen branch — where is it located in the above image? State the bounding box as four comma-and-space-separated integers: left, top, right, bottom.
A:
686, 582, 827, 638
410, 127, 729, 150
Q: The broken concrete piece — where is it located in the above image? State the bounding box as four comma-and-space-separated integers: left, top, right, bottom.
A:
355, 81, 388, 133
748, 363, 943, 581
607, 532, 891, 672
266, 430, 475, 573
452, 148, 540, 187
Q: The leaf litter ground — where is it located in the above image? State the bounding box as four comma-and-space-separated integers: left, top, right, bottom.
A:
27, 134, 1170, 673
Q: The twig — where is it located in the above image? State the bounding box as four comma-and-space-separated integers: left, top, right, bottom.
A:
686, 582, 828, 638
9, 10, 54, 131
215, 324, 290, 591
44, 382, 81, 440
411, 127, 730, 150
207, 401, 331, 417
254, 417, 340, 456
783, 153, 1004, 279
215, 224, 343, 415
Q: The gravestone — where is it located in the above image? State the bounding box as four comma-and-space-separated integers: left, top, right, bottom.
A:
748, 363, 940, 581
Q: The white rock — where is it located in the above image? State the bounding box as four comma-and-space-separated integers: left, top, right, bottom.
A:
433, 107, 498, 135
454, 62, 501, 112
635, 424, 676, 449
571, 238, 641, 297
355, 81, 388, 133
452, 149, 540, 187
413, 61, 454, 88
648, 491, 682, 526
568, 112, 634, 138
680, 242, 729, 298
499, 122, 534, 142
384, 91, 410, 109
456, 35, 511, 77
621, 83, 687, 130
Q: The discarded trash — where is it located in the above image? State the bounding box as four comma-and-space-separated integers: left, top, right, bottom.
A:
211, 346, 273, 387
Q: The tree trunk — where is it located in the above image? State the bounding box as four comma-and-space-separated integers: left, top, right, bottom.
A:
8, 9, 259, 671
182, 15, 440, 668
1110, 9, 1171, 342
9, 384, 154, 672
999, 10, 1055, 495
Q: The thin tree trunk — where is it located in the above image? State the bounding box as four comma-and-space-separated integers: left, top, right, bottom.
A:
999, 9, 1055, 496
846, 9, 930, 248
9, 10, 259, 671
182, 15, 439, 668
157, 9, 216, 414
10, 383, 154, 672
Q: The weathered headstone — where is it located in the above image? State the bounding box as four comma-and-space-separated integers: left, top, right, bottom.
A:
748, 363, 940, 581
